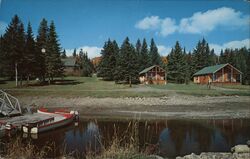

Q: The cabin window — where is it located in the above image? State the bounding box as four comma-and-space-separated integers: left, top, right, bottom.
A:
213, 74, 217, 81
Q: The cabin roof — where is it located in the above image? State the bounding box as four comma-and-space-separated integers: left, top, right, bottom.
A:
193, 63, 242, 76
139, 65, 165, 74
62, 57, 77, 67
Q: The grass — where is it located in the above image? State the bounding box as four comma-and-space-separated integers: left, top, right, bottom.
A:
0, 76, 250, 97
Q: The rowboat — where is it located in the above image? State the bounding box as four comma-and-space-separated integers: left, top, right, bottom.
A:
22, 108, 78, 134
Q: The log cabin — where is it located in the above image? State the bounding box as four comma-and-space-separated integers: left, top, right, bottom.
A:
193, 63, 242, 85
139, 65, 166, 84
62, 57, 80, 76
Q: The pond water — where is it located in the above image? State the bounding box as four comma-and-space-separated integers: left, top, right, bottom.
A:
1, 118, 250, 158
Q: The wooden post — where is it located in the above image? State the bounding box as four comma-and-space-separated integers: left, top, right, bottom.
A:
230, 67, 233, 82
165, 72, 167, 85
212, 73, 215, 82
15, 62, 18, 87
155, 66, 158, 84
222, 68, 224, 82
240, 74, 242, 84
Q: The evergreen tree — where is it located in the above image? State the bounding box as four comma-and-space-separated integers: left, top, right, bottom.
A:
24, 22, 36, 84
183, 48, 191, 84
61, 49, 67, 58
167, 41, 186, 83
139, 38, 149, 71
114, 37, 139, 85
36, 18, 49, 81
46, 21, 64, 84
0, 36, 4, 77
72, 48, 77, 57
149, 38, 161, 66
135, 39, 141, 56
1, 15, 25, 86
98, 39, 118, 80
81, 52, 94, 77
193, 38, 211, 73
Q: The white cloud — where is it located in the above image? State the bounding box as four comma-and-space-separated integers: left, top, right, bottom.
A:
135, 16, 161, 30
179, 7, 249, 34
135, 7, 249, 36
160, 18, 178, 36
210, 39, 250, 54
157, 45, 172, 56
66, 46, 102, 59
0, 21, 7, 35
135, 16, 177, 36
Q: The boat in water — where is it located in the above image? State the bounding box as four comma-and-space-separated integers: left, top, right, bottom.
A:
22, 108, 78, 134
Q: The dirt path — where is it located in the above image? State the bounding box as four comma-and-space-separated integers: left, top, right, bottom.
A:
18, 95, 250, 120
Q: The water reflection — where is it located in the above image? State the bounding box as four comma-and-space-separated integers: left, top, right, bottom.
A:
0, 119, 249, 158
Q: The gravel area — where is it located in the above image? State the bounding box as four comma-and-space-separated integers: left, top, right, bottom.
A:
18, 95, 250, 119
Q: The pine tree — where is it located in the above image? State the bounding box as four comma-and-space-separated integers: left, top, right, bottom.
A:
193, 38, 211, 73
61, 49, 67, 58
167, 41, 186, 83
36, 18, 49, 82
149, 38, 161, 66
139, 38, 149, 71
46, 21, 64, 84
1, 15, 25, 86
98, 39, 118, 80
135, 39, 141, 56
72, 48, 77, 57
0, 36, 4, 77
24, 22, 36, 84
81, 52, 94, 77
114, 37, 139, 85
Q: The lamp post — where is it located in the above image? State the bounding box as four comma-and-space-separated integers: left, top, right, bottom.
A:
41, 48, 46, 82
41, 48, 46, 53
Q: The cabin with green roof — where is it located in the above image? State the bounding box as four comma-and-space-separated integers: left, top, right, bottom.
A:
139, 65, 166, 84
193, 63, 242, 84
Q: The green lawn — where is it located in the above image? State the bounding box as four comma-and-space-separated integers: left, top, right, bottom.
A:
0, 76, 250, 97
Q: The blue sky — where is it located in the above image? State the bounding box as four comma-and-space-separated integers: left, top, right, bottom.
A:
0, 0, 249, 58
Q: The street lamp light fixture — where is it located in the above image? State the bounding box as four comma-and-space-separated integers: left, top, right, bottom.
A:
41, 48, 46, 53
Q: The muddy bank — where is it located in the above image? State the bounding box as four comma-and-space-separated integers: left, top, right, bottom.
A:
18, 95, 250, 119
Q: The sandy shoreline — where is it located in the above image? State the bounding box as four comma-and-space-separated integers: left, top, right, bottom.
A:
18, 95, 250, 119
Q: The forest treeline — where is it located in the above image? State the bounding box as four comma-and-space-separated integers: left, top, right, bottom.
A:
0, 15, 64, 86
1, 15, 249, 86
97, 37, 250, 85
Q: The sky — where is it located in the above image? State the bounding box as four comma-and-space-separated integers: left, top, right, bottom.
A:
0, 0, 249, 58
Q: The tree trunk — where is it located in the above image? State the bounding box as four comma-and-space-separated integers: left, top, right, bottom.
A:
15, 62, 18, 87
20, 74, 23, 87
27, 75, 30, 85
129, 75, 132, 87
48, 75, 51, 85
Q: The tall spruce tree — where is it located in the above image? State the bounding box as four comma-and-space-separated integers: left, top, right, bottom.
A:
72, 48, 77, 57
139, 38, 149, 71
80, 52, 93, 77
36, 18, 49, 81
98, 39, 118, 80
2, 15, 25, 86
149, 38, 161, 66
24, 22, 36, 84
135, 39, 141, 56
61, 49, 67, 58
193, 38, 211, 73
0, 36, 3, 77
46, 21, 64, 84
167, 41, 186, 83
114, 37, 139, 85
